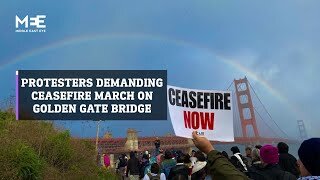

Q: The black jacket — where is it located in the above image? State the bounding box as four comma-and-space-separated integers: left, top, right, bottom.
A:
248, 164, 296, 180
279, 153, 299, 178
230, 154, 248, 172
168, 164, 189, 180
126, 157, 140, 176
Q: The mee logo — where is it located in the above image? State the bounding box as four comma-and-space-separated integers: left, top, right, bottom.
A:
15, 15, 46, 33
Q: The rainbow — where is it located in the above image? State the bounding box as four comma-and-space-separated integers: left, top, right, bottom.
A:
1, 32, 300, 116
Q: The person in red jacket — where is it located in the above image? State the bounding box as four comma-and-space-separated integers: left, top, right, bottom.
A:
103, 153, 110, 168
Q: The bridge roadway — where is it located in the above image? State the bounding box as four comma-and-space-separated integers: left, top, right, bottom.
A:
85, 136, 297, 155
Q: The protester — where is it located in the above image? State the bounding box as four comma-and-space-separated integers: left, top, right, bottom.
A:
191, 151, 207, 180
168, 153, 189, 180
247, 148, 264, 178
230, 146, 248, 172
297, 138, 320, 179
161, 150, 177, 178
126, 151, 140, 180
182, 153, 192, 173
248, 144, 296, 180
146, 150, 151, 159
245, 147, 252, 167
157, 150, 164, 165
192, 131, 248, 180
277, 142, 300, 178
155, 137, 161, 154
143, 163, 166, 180
140, 154, 151, 178
103, 153, 111, 168
117, 154, 128, 180
190, 150, 197, 166
251, 148, 262, 166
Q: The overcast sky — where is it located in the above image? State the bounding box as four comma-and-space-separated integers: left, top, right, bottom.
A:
0, 0, 319, 139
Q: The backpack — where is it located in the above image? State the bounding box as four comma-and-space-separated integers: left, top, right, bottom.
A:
140, 161, 151, 177
147, 173, 161, 180
118, 158, 127, 168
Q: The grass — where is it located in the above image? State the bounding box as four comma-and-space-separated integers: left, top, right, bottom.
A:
0, 110, 120, 180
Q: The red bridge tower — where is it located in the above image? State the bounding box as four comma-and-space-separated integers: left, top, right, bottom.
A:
234, 77, 260, 138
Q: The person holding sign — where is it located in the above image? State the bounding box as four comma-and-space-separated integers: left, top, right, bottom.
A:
192, 131, 248, 180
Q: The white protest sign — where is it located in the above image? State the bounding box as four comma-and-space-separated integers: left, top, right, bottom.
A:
167, 85, 234, 141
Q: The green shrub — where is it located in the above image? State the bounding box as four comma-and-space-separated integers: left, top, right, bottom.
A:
43, 131, 73, 171
0, 140, 44, 180
0, 110, 119, 179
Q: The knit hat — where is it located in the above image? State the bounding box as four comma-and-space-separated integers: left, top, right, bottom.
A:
260, 145, 279, 165
298, 138, 320, 176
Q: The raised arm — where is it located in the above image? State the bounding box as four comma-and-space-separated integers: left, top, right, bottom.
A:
192, 131, 248, 180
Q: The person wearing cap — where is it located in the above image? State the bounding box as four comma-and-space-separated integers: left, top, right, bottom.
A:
192, 131, 248, 180
297, 138, 320, 179
249, 144, 296, 180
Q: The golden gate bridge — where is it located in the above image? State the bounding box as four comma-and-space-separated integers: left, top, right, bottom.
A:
80, 77, 302, 159
0, 77, 303, 158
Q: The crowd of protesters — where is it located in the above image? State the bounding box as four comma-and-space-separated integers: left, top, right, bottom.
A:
105, 132, 320, 180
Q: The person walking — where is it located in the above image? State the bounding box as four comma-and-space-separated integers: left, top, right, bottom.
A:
103, 153, 111, 168
126, 151, 140, 180
117, 154, 128, 180
140, 154, 151, 179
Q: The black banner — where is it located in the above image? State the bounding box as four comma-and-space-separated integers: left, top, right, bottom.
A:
17, 70, 167, 120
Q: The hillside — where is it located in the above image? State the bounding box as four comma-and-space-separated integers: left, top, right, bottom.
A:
0, 110, 119, 180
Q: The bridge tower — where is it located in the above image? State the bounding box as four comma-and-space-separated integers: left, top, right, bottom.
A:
234, 77, 260, 138
125, 128, 139, 151
297, 120, 308, 140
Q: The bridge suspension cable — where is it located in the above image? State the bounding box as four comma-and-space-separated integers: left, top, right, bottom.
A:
247, 81, 289, 138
